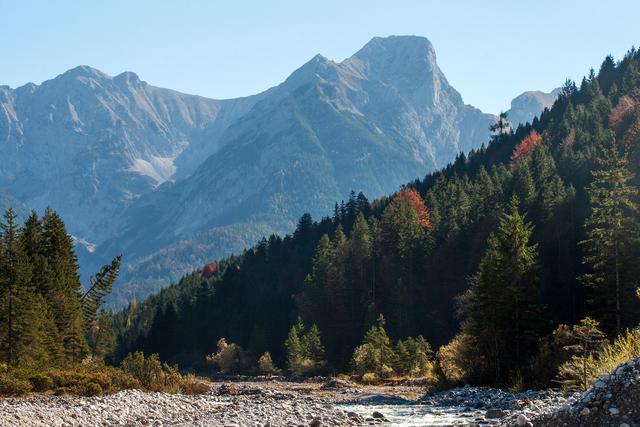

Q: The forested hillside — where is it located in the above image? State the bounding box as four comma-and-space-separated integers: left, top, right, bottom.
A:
97, 48, 640, 387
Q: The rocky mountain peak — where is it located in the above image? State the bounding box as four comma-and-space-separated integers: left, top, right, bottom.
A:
345, 36, 437, 80
59, 65, 109, 81
507, 88, 561, 126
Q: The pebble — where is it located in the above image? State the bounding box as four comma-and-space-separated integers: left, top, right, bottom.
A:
515, 413, 529, 425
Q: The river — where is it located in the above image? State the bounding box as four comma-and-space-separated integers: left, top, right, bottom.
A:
340, 403, 490, 426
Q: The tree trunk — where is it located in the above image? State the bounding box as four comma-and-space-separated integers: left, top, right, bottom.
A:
615, 240, 621, 335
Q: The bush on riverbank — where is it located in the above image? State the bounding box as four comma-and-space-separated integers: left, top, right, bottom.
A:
285, 322, 327, 376
351, 315, 437, 383
0, 352, 211, 397
558, 326, 640, 391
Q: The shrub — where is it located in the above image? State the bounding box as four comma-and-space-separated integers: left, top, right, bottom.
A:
101, 366, 140, 391
351, 315, 397, 379
0, 374, 32, 396
84, 382, 103, 396
258, 352, 280, 375
436, 333, 477, 384
395, 336, 434, 378
557, 318, 608, 391
557, 326, 640, 391
206, 338, 245, 374
44, 367, 114, 395
0, 354, 205, 397
120, 351, 183, 393
28, 373, 54, 392
361, 372, 378, 384
180, 374, 211, 395
596, 327, 640, 373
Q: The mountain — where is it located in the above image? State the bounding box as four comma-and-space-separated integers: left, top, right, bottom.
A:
0, 36, 496, 303
114, 47, 640, 381
506, 88, 561, 127
0, 66, 268, 244
102, 36, 495, 302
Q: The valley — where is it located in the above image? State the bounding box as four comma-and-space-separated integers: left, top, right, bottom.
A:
1, 4, 640, 425
0, 36, 556, 305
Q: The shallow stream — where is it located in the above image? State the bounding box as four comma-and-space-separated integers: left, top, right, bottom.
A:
339, 403, 489, 426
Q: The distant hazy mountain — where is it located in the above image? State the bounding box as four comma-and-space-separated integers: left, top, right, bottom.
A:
1, 36, 497, 304
0, 67, 267, 243
506, 88, 561, 127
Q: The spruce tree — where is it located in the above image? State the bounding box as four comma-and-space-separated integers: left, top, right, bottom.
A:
41, 208, 88, 361
284, 320, 305, 374
458, 197, 541, 384
581, 138, 639, 334
0, 209, 51, 366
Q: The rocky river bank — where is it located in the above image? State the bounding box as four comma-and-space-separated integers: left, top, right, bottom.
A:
0, 358, 638, 426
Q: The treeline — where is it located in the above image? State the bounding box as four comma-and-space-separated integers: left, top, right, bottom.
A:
0, 208, 120, 367
0, 208, 215, 397
114, 48, 640, 388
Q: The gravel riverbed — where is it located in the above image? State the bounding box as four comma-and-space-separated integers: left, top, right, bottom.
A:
1, 359, 638, 427
0, 384, 362, 426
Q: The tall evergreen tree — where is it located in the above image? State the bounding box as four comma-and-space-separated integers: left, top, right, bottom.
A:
0, 209, 55, 366
458, 197, 541, 384
581, 138, 639, 334
41, 208, 88, 361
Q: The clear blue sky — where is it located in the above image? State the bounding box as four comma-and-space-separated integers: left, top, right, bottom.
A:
1, 0, 638, 113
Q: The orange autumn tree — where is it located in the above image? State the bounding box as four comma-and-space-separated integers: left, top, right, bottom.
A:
201, 262, 218, 278
396, 188, 431, 229
511, 130, 543, 163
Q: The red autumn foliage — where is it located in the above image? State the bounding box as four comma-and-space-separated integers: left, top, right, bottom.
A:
511, 130, 542, 163
397, 188, 431, 229
201, 262, 218, 278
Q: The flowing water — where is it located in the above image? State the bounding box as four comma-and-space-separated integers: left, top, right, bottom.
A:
339, 403, 488, 426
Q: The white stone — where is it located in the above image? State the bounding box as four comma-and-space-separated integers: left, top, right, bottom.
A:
516, 413, 530, 425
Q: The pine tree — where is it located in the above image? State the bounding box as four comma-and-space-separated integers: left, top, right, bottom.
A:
490, 112, 511, 138
302, 324, 325, 364
458, 197, 541, 384
284, 320, 305, 374
581, 138, 639, 334
557, 317, 608, 391
351, 315, 397, 378
283, 320, 326, 375
0, 209, 52, 365
41, 208, 88, 361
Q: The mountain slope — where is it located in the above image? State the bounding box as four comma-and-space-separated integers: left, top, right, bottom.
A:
114, 47, 640, 377
104, 36, 495, 301
0, 67, 267, 243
